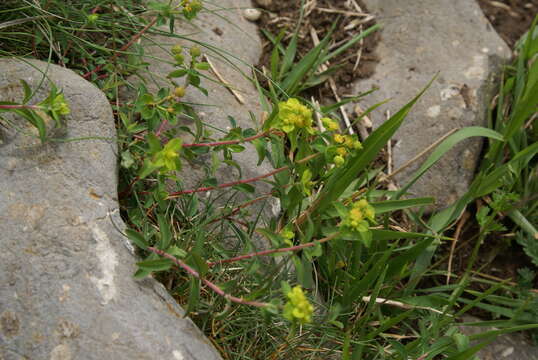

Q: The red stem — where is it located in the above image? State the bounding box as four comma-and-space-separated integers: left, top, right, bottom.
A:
166, 153, 319, 199
182, 130, 274, 148
207, 233, 339, 267
148, 247, 268, 308
0, 104, 41, 110
82, 17, 158, 79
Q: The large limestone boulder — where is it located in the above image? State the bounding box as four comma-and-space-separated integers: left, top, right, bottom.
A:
352, 0, 512, 208
0, 58, 221, 360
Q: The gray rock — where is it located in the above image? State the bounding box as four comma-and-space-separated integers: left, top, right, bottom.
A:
0, 58, 222, 360
126, 0, 278, 248
351, 0, 511, 208
459, 316, 538, 360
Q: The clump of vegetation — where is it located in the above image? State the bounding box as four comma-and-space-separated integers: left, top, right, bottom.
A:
1, 1, 537, 359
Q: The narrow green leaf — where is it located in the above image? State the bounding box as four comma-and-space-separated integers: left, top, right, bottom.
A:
372, 197, 435, 214
157, 213, 172, 250
394, 127, 504, 200
185, 278, 200, 315
313, 77, 435, 215
125, 229, 148, 250
136, 258, 173, 271
321, 24, 381, 63
20, 80, 33, 104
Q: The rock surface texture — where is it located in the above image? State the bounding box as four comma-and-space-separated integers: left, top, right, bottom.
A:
459, 316, 538, 360
0, 59, 222, 360
352, 0, 512, 208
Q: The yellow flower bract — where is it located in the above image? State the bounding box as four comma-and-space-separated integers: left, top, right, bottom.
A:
276, 98, 314, 133
344, 198, 375, 233
283, 286, 314, 324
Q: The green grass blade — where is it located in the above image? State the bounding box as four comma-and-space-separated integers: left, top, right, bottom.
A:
321, 23, 381, 64
311, 77, 435, 216
372, 197, 435, 214
393, 127, 504, 200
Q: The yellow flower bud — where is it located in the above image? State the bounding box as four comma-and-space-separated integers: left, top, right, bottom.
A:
333, 133, 344, 144
171, 44, 183, 55
174, 86, 186, 98
336, 147, 348, 157
190, 46, 201, 58
333, 155, 345, 167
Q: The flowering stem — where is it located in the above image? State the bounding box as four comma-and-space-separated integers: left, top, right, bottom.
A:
166, 153, 320, 199
82, 16, 158, 79
182, 130, 276, 148
148, 247, 269, 308
207, 232, 339, 267
0, 104, 41, 111
207, 193, 274, 225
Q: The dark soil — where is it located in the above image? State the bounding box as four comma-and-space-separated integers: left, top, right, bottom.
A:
254, 0, 379, 98
477, 0, 538, 48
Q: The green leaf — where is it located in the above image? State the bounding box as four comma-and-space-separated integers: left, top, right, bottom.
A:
136, 258, 173, 272
187, 252, 208, 277
20, 80, 33, 104
157, 213, 172, 250
280, 24, 333, 95
232, 183, 255, 193
444, 339, 494, 360
371, 197, 435, 214
146, 132, 162, 153
386, 238, 435, 279
194, 62, 209, 71
138, 159, 159, 179
313, 77, 435, 216
134, 268, 152, 279
167, 69, 188, 78
321, 24, 381, 64
125, 229, 148, 250
279, 30, 297, 80
185, 278, 200, 315
394, 127, 504, 200
258, 228, 285, 247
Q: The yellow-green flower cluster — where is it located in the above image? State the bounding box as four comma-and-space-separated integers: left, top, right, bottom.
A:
152, 138, 182, 173
321, 117, 340, 132
276, 98, 314, 134
280, 228, 295, 246
52, 94, 70, 116
343, 199, 375, 233
283, 286, 314, 324
331, 133, 362, 167
181, 0, 202, 19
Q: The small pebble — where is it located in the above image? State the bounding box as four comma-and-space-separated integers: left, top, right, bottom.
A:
243, 8, 261, 22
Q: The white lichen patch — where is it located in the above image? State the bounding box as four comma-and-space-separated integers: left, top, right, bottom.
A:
50, 344, 72, 360
464, 55, 486, 79
426, 105, 441, 118
89, 226, 118, 304
440, 85, 460, 101
173, 350, 185, 360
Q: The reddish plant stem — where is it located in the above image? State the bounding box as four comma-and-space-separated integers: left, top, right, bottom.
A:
148, 247, 268, 308
0, 104, 41, 110
82, 16, 158, 79
166, 153, 319, 199
182, 130, 275, 148
207, 233, 339, 267
207, 193, 273, 225
155, 118, 169, 137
